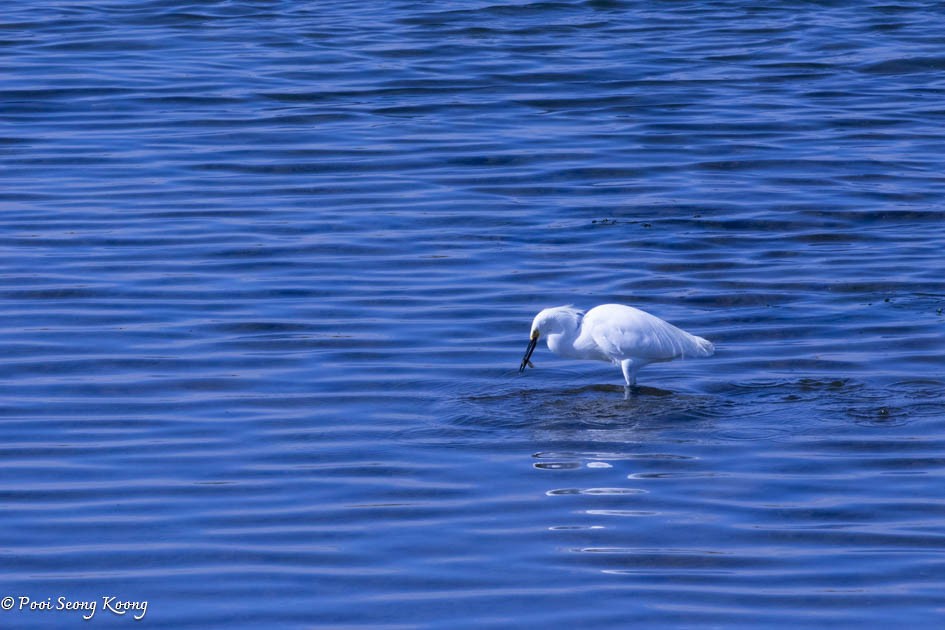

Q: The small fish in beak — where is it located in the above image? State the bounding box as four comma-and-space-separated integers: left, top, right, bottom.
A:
519, 331, 539, 373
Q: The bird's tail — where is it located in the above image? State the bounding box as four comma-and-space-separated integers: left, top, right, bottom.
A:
688, 335, 715, 358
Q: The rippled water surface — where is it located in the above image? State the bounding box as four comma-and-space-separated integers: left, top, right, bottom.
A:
3, 1, 945, 627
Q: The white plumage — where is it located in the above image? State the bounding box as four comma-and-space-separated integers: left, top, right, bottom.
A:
519, 304, 714, 386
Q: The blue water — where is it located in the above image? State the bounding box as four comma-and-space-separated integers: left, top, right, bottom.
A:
2, 1, 945, 627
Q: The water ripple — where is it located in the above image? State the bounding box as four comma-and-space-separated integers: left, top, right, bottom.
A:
2, 0, 945, 627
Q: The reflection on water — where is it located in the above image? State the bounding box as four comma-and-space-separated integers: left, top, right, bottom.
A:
454, 376, 945, 441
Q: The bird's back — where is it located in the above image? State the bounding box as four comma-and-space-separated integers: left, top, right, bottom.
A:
580, 303, 714, 362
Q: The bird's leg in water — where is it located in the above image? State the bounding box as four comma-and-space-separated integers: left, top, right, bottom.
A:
620, 359, 638, 387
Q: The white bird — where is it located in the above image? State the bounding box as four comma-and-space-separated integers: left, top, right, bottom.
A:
519, 304, 714, 386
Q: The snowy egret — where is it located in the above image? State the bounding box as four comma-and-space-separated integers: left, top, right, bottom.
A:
519, 304, 714, 386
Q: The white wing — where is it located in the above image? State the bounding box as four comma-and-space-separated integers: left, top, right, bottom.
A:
580, 304, 714, 362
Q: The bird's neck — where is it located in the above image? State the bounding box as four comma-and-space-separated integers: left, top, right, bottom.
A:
546, 322, 581, 358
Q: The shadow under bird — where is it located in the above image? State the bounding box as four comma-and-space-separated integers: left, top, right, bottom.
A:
519, 304, 714, 386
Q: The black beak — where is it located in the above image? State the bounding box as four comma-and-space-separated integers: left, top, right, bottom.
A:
519, 336, 538, 373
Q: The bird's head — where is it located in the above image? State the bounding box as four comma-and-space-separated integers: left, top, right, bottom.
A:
519, 306, 583, 373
